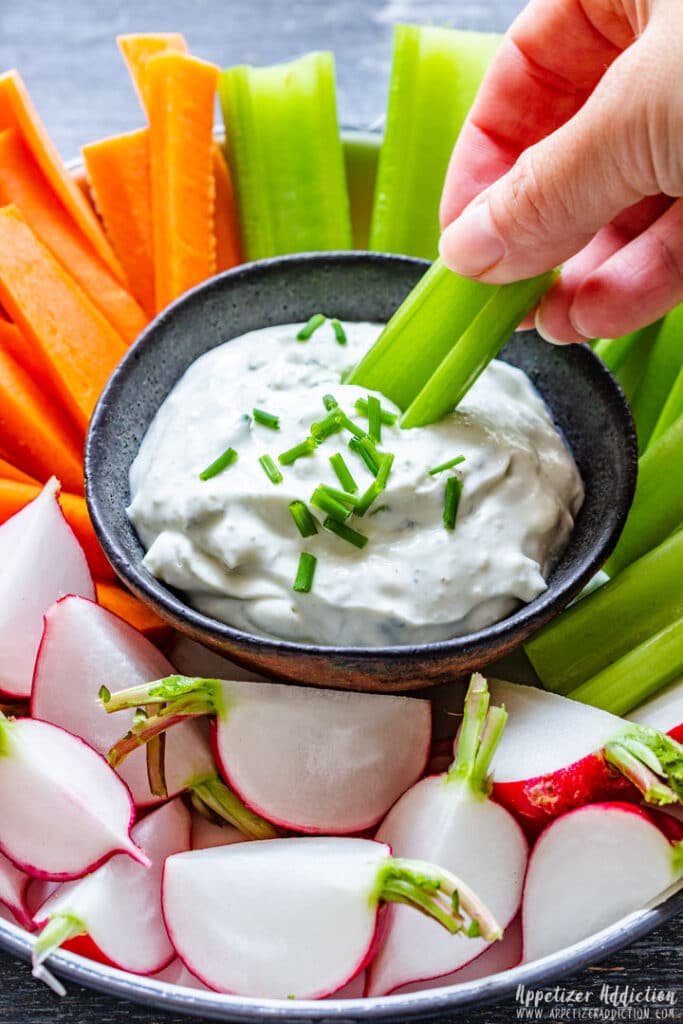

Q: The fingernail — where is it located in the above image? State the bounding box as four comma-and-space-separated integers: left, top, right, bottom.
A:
534, 308, 571, 346
439, 200, 505, 277
568, 303, 594, 341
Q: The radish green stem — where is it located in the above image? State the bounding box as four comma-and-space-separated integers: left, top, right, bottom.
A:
446, 673, 507, 797
191, 776, 279, 840
604, 743, 678, 807
33, 914, 85, 971
146, 724, 167, 799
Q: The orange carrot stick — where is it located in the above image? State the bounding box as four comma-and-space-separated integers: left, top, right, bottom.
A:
117, 32, 188, 111
213, 146, 242, 272
96, 581, 172, 644
0, 206, 127, 435
0, 480, 115, 581
82, 129, 156, 318
146, 51, 219, 311
0, 458, 37, 485
0, 128, 148, 344
0, 71, 124, 282
0, 315, 54, 393
0, 343, 84, 494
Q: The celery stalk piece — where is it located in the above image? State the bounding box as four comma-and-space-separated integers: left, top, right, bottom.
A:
525, 530, 683, 696
612, 320, 662, 404
567, 616, 683, 717
343, 131, 379, 250
219, 52, 352, 260
593, 319, 661, 382
630, 304, 683, 451
604, 411, 683, 576
347, 258, 495, 410
400, 269, 557, 427
370, 25, 501, 259
650, 359, 683, 446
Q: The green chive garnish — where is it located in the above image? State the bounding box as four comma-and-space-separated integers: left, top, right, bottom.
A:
355, 453, 394, 516
199, 446, 238, 480
311, 487, 352, 522
331, 318, 347, 345
367, 395, 382, 443
310, 410, 343, 441
323, 516, 368, 549
278, 437, 317, 465
317, 484, 359, 509
329, 452, 358, 493
259, 454, 283, 484
354, 398, 398, 426
253, 408, 280, 431
288, 501, 319, 537
338, 412, 366, 439
293, 552, 317, 593
349, 436, 380, 476
297, 314, 326, 340
323, 394, 338, 411
443, 476, 463, 531
428, 455, 466, 476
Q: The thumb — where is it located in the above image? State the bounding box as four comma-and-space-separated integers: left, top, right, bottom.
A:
439, 45, 657, 284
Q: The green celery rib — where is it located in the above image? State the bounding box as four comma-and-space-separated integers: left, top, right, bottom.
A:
525, 530, 683, 696
370, 25, 501, 259
399, 269, 557, 427
593, 320, 661, 385
650, 359, 683, 446
219, 52, 352, 260
604, 411, 683, 576
567, 616, 683, 717
343, 131, 379, 250
612, 320, 662, 404
630, 305, 683, 451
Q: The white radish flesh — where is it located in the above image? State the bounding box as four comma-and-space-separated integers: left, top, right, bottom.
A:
522, 803, 683, 962
168, 635, 266, 682
630, 677, 683, 742
33, 797, 191, 975
0, 479, 94, 698
366, 676, 526, 996
153, 958, 212, 990
190, 810, 247, 850
0, 852, 32, 930
0, 716, 146, 879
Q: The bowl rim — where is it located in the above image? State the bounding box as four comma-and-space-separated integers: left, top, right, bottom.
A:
85, 250, 638, 669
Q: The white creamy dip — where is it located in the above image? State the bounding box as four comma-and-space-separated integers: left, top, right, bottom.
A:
128, 320, 584, 647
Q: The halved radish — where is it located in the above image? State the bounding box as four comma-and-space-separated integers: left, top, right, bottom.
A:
0, 851, 32, 930
522, 803, 683, 962
162, 836, 499, 999
0, 479, 94, 698
488, 681, 683, 835
104, 677, 431, 834
366, 675, 525, 997
0, 714, 146, 879
630, 677, 683, 743
32, 797, 191, 979
190, 809, 247, 850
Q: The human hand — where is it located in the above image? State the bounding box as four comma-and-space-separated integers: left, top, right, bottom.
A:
438, 0, 683, 343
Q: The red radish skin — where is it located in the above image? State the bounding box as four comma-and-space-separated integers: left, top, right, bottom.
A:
0, 478, 94, 698
522, 803, 683, 963
33, 797, 191, 977
630, 677, 683, 743
0, 715, 146, 880
0, 852, 32, 930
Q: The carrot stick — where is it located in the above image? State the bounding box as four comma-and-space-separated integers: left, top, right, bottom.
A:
117, 32, 189, 111
82, 129, 156, 318
0, 480, 115, 581
0, 316, 54, 394
0, 458, 37, 485
0, 128, 148, 344
96, 581, 172, 644
0, 342, 84, 494
0, 70, 124, 282
146, 51, 219, 310
0, 206, 128, 435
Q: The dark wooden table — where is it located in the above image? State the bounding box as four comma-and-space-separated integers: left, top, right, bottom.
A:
0, 1, 680, 1020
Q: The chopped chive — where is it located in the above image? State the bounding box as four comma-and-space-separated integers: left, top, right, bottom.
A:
317, 484, 359, 509
310, 410, 343, 441
253, 408, 280, 431
354, 398, 398, 426
297, 314, 326, 340
367, 395, 382, 443
336, 411, 366, 439
428, 455, 466, 476
278, 437, 317, 465
288, 501, 319, 537
329, 452, 358, 493
349, 436, 380, 476
443, 476, 463, 530
259, 454, 283, 484
293, 552, 317, 593
311, 486, 352, 522
199, 446, 238, 480
323, 516, 368, 549
323, 394, 338, 411
356, 453, 394, 516
331, 318, 347, 345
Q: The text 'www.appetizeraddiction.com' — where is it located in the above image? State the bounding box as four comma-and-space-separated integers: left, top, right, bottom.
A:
515, 984, 680, 1021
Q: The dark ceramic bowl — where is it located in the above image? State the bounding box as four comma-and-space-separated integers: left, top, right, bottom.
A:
85, 252, 637, 691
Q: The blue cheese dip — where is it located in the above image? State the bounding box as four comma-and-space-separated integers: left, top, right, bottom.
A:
127, 320, 584, 646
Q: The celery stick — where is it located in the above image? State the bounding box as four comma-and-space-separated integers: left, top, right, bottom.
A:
343, 131, 379, 250
370, 25, 500, 259
604, 411, 683, 576
612, 319, 662, 404
219, 52, 352, 260
567, 616, 683, 717
650, 359, 683, 446
400, 270, 557, 427
630, 305, 683, 451
593, 320, 660, 382
525, 530, 683, 695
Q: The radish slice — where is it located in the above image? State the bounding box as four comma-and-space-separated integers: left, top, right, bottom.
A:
0, 852, 32, 930
488, 680, 683, 833
630, 677, 683, 743
522, 803, 683, 962
162, 836, 498, 999
168, 635, 265, 682
190, 810, 247, 850
32, 797, 191, 977
153, 958, 212, 990
366, 675, 526, 996
0, 715, 146, 879
0, 479, 94, 698
104, 677, 431, 834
